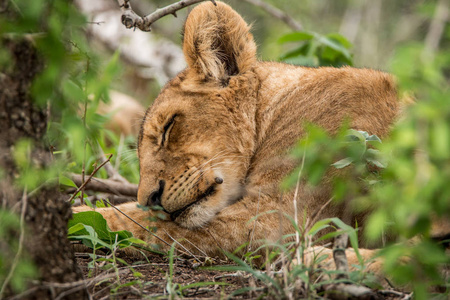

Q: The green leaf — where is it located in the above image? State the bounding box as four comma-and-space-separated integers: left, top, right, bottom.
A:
366, 134, 382, 143
366, 210, 387, 241
68, 211, 133, 248
346, 129, 366, 142
366, 157, 387, 169
59, 174, 77, 188
317, 35, 352, 61
67, 223, 85, 235
283, 56, 317, 67
325, 33, 352, 49
308, 219, 333, 236
278, 31, 314, 43
332, 157, 354, 169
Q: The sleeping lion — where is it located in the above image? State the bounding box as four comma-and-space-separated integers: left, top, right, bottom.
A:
75, 1, 403, 273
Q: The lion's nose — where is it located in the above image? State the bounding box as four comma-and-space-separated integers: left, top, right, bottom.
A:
147, 180, 165, 207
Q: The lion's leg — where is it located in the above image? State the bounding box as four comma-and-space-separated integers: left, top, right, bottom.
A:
72, 199, 385, 284
72, 202, 151, 240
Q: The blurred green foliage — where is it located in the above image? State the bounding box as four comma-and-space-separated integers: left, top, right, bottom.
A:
0, 211, 37, 294
279, 31, 353, 67
0, 0, 138, 294
283, 21, 450, 300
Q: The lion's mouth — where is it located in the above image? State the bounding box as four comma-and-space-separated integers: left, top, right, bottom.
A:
169, 184, 217, 221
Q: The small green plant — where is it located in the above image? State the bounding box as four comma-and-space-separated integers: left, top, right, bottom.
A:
206, 212, 370, 299
68, 211, 143, 249
68, 210, 148, 293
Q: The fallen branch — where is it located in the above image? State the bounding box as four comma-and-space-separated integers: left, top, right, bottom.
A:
118, 0, 216, 32
70, 173, 138, 197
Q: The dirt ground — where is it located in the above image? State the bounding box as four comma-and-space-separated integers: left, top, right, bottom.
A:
76, 252, 263, 299
75, 250, 411, 299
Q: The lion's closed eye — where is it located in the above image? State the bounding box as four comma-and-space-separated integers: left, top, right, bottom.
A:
161, 114, 177, 147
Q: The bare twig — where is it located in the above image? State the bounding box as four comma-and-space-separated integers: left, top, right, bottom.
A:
118, 0, 303, 33
103, 198, 151, 232
0, 189, 27, 298
81, 54, 91, 205
68, 154, 113, 203
99, 198, 173, 250
118, 0, 215, 32
69, 173, 138, 197
163, 228, 199, 260
304, 197, 334, 231
241, 0, 303, 31
293, 150, 306, 264
424, 0, 449, 54
97, 199, 198, 258
333, 232, 349, 280
98, 144, 128, 183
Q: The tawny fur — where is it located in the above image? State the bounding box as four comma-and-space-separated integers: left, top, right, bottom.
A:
98, 90, 145, 136
76, 1, 410, 277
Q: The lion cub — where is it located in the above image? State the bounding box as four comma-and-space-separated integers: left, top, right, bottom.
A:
78, 1, 399, 266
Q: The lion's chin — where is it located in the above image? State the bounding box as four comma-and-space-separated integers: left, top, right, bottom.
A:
173, 202, 218, 229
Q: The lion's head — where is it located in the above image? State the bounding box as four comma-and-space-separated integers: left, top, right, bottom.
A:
137, 2, 258, 229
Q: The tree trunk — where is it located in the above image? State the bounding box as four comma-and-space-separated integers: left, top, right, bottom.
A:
0, 37, 87, 298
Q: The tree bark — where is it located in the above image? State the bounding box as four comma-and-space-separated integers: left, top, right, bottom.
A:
0, 37, 87, 298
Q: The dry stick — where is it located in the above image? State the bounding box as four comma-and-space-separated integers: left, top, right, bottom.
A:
68, 154, 113, 203
205, 228, 226, 258
292, 150, 306, 265
0, 189, 27, 298
180, 234, 208, 257
332, 232, 349, 280
247, 188, 261, 253
241, 0, 303, 31
162, 229, 199, 260
70, 173, 138, 197
304, 197, 334, 231
98, 144, 128, 183
81, 57, 91, 205
285, 197, 333, 271
118, 0, 216, 32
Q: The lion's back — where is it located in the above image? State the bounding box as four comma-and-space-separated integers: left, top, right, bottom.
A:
245, 62, 398, 193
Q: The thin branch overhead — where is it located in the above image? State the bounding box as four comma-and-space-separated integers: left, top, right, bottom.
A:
118, 0, 216, 32
117, 0, 302, 32
241, 0, 303, 31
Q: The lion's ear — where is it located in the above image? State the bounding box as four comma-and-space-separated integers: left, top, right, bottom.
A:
183, 1, 257, 83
